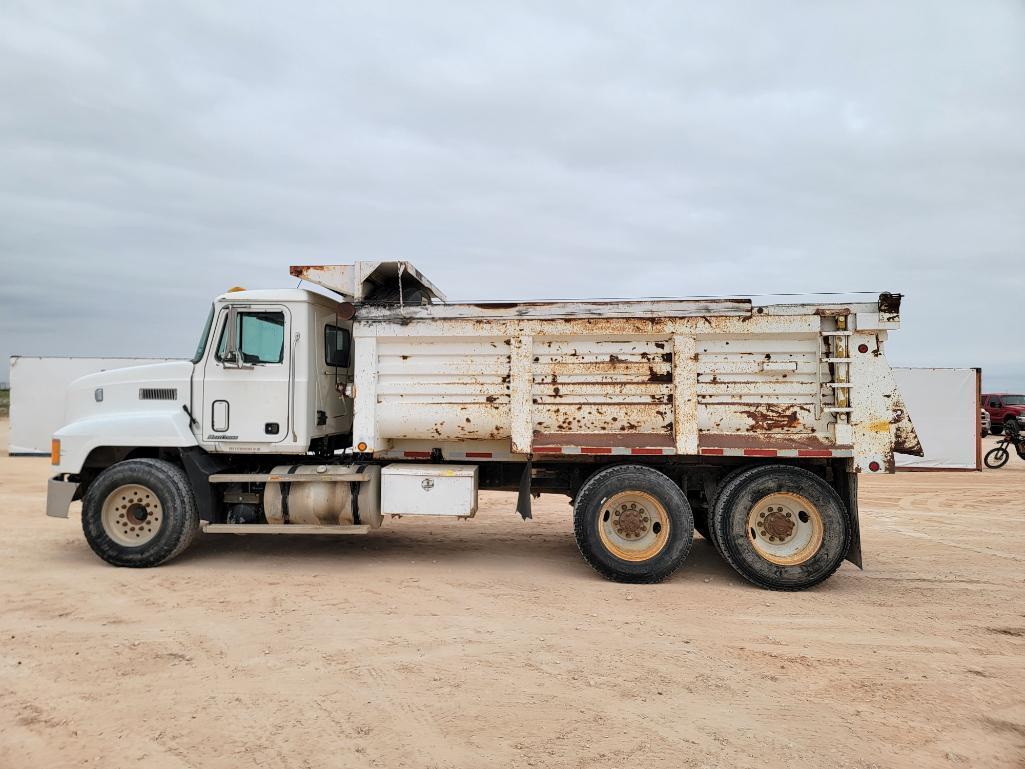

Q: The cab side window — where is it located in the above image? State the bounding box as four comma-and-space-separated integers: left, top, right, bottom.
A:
325, 324, 351, 368
217, 311, 285, 364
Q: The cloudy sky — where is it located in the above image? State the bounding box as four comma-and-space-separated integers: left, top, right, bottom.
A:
1, 1, 1023, 389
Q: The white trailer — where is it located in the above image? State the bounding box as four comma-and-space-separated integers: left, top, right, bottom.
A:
46, 262, 921, 590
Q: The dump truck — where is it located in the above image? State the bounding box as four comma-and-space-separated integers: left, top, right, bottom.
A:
46, 262, 922, 590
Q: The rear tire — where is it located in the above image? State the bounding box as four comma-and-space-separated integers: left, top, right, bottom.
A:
82, 458, 199, 567
711, 465, 850, 591
992, 423, 1003, 435
573, 465, 694, 583
707, 465, 762, 556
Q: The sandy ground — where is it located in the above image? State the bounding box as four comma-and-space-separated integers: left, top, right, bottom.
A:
1, 419, 1023, 769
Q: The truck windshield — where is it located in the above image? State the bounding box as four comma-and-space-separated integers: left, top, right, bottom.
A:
192, 305, 215, 363
1003, 395, 1025, 406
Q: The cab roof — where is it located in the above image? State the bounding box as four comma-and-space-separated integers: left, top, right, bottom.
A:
215, 288, 343, 308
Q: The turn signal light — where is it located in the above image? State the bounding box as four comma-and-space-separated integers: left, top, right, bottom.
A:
357, 442, 368, 452
51, 438, 60, 465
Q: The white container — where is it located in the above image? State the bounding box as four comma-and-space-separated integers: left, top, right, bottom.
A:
381, 464, 478, 517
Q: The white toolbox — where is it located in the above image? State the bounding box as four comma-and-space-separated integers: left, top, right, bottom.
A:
380, 464, 478, 517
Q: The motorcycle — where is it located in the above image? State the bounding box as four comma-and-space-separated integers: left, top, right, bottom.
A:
985, 420, 1025, 469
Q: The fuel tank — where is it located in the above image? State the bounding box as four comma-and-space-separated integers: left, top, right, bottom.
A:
263, 464, 382, 528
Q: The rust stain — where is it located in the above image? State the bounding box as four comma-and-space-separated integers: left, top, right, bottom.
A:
739, 404, 804, 432
647, 366, 672, 383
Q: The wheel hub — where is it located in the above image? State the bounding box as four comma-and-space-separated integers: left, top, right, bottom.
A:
101, 484, 162, 547
597, 491, 670, 562
746, 492, 824, 566
758, 507, 796, 542
613, 505, 649, 538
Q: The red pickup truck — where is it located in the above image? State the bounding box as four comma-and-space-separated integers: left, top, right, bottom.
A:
982, 393, 1025, 434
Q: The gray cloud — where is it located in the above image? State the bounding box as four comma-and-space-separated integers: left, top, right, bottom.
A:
1, 0, 1023, 389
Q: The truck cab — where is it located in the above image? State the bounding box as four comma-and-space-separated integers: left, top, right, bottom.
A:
193, 289, 354, 454
50, 289, 354, 479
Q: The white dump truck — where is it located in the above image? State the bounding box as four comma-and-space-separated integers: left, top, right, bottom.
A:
47, 262, 921, 590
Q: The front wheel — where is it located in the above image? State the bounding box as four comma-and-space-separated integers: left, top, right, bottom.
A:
573, 465, 694, 583
711, 465, 850, 591
985, 446, 1010, 469
82, 458, 199, 567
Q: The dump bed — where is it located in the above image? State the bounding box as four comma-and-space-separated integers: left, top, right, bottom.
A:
347, 295, 921, 473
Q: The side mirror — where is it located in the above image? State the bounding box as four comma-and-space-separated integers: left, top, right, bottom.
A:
220, 307, 251, 369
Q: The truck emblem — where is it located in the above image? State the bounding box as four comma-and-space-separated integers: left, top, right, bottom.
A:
421, 478, 434, 491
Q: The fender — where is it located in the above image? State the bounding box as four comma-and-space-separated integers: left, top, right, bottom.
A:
54, 410, 198, 475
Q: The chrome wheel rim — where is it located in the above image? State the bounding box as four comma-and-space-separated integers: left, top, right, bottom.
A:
101, 484, 163, 546
746, 492, 823, 566
597, 491, 670, 562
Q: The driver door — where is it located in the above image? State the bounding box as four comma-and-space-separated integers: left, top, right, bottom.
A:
202, 305, 292, 445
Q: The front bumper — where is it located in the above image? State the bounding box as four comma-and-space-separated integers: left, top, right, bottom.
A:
47, 475, 79, 518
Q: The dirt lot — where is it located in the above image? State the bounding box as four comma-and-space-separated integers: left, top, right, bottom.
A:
1, 420, 1023, 769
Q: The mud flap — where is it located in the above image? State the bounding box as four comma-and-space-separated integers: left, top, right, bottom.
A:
516, 462, 532, 520
838, 468, 863, 569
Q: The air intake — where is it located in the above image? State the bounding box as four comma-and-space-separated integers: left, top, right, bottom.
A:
139, 388, 177, 401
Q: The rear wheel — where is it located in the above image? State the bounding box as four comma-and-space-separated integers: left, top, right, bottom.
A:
82, 458, 199, 567
711, 465, 850, 591
992, 423, 1004, 435
573, 465, 694, 583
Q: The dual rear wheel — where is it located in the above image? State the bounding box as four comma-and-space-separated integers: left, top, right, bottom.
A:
572, 463, 850, 590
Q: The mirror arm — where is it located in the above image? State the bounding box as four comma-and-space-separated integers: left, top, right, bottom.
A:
220, 306, 252, 369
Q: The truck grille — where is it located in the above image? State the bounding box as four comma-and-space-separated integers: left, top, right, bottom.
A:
139, 388, 177, 401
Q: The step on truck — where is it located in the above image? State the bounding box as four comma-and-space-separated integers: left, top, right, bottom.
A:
47, 262, 922, 590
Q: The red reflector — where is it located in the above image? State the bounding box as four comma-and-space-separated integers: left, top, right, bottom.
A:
581, 447, 612, 454
701, 448, 724, 455
858, 343, 869, 353
868, 461, 881, 472
630, 448, 663, 455
464, 452, 492, 458
403, 451, 431, 459
798, 450, 833, 457
532, 446, 561, 453
743, 449, 777, 457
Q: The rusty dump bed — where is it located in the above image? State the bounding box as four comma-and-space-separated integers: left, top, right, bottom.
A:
325, 283, 920, 474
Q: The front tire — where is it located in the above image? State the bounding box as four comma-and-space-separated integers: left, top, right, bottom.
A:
711, 465, 850, 591
985, 446, 1010, 469
82, 458, 199, 567
573, 465, 694, 583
